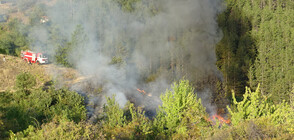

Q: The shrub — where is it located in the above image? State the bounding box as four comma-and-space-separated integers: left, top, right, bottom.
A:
123, 103, 152, 139
210, 117, 293, 140
15, 72, 36, 93
228, 85, 294, 134
103, 95, 126, 128
10, 117, 105, 140
154, 80, 208, 138
0, 74, 86, 137
47, 87, 87, 123
102, 96, 153, 139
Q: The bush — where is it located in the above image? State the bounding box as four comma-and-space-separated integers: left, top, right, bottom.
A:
154, 80, 208, 138
103, 95, 126, 128
0, 73, 86, 137
46, 87, 87, 123
15, 72, 36, 93
102, 96, 152, 139
1, 87, 86, 133
10, 117, 105, 140
211, 117, 293, 140
228, 85, 294, 134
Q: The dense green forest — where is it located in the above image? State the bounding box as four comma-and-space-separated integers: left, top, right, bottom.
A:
217, 0, 294, 103
0, 0, 294, 139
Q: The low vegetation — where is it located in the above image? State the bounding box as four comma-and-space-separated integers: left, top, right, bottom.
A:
0, 72, 86, 138
0, 76, 292, 139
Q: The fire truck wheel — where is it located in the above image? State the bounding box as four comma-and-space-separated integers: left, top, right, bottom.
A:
37, 61, 40, 65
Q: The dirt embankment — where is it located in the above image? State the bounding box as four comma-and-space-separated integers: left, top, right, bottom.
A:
0, 54, 51, 92
0, 54, 90, 92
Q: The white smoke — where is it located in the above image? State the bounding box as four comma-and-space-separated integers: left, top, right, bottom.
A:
24, 0, 225, 119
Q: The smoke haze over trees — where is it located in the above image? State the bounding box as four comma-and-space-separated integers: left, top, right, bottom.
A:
0, 0, 294, 139
21, 0, 226, 117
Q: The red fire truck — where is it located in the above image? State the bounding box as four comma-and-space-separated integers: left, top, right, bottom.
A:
21, 50, 48, 65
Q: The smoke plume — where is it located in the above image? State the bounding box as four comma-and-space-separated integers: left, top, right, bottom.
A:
24, 0, 225, 119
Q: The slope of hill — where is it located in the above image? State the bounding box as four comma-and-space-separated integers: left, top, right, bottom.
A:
0, 54, 51, 92
0, 54, 91, 93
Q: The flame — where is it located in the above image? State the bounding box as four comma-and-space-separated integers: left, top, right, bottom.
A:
137, 88, 146, 95
210, 114, 231, 124
205, 114, 231, 126
137, 88, 152, 97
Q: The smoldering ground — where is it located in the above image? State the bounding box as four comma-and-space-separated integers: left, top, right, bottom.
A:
24, 0, 225, 120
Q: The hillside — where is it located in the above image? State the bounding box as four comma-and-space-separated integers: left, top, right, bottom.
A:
0, 54, 51, 92
0, 54, 84, 92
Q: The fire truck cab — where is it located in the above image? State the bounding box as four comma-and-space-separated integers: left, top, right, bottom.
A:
21, 50, 48, 65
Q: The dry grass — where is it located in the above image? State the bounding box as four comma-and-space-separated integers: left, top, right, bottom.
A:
0, 54, 100, 96
0, 54, 51, 92
44, 64, 80, 84
0, 3, 12, 15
